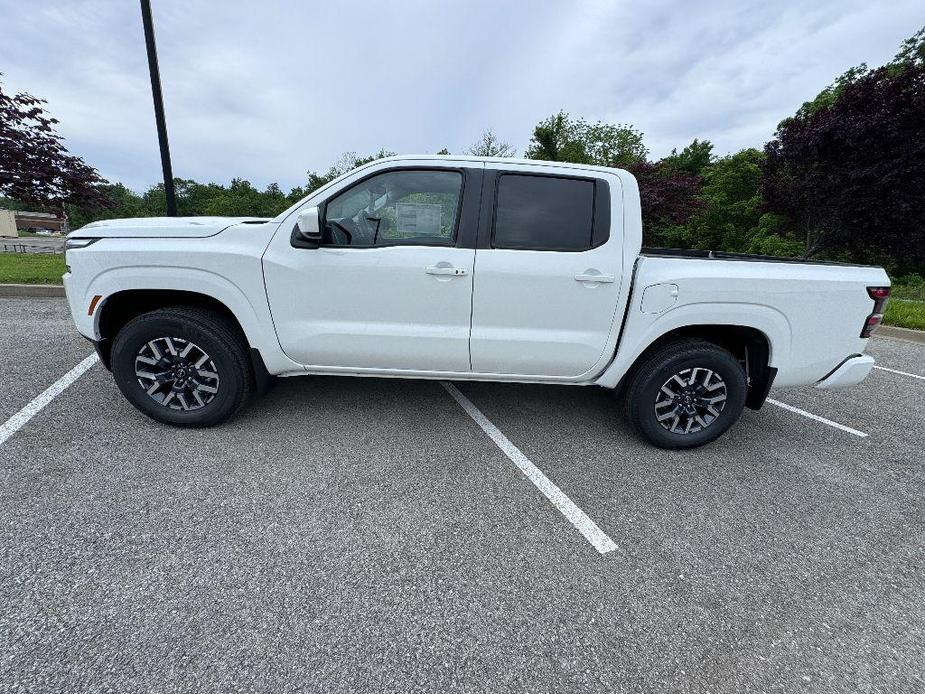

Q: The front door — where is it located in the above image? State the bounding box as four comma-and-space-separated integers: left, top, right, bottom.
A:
263, 166, 480, 372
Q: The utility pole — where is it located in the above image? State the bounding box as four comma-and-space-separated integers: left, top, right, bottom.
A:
140, 0, 177, 216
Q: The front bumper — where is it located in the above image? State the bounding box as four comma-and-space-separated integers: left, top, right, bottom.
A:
63, 272, 95, 339
814, 354, 875, 389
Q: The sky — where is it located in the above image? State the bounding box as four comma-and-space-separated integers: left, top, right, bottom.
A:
1, 0, 922, 193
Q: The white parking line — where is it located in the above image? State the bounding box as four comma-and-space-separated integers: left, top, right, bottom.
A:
766, 398, 868, 438
441, 382, 618, 555
0, 353, 99, 447
873, 365, 925, 381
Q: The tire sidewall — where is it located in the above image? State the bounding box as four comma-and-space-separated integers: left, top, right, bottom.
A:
635, 348, 746, 449
111, 314, 245, 426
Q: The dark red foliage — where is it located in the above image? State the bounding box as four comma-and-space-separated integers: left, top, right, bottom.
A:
0, 75, 110, 210
626, 160, 703, 246
763, 63, 925, 268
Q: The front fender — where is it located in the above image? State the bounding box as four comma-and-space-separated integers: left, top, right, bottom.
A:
594, 302, 791, 388
74, 266, 301, 375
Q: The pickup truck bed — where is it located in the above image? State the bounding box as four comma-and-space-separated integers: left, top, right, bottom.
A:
604, 251, 886, 390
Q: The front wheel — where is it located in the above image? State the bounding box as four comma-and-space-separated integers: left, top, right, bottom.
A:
110, 307, 255, 427
624, 339, 747, 449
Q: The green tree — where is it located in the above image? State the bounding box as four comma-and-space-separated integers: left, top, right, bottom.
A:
64, 182, 145, 228
661, 139, 714, 176
890, 26, 925, 69
662, 149, 803, 256
787, 26, 924, 123
525, 111, 647, 167
672, 149, 763, 251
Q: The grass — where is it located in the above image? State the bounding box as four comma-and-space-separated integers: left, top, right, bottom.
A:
883, 276, 925, 330
892, 283, 925, 303
0, 252, 66, 284
883, 298, 925, 331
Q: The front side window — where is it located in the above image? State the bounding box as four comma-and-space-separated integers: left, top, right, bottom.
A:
323, 170, 462, 247
493, 174, 595, 251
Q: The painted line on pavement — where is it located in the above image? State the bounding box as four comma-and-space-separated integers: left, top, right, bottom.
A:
873, 365, 925, 382
0, 353, 99, 447
441, 381, 618, 555
766, 398, 868, 438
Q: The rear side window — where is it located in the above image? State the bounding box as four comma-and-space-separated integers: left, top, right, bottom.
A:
493, 174, 595, 251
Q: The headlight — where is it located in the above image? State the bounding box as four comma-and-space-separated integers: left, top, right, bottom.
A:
64, 237, 100, 268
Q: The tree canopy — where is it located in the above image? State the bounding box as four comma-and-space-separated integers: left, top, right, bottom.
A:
0, 75, 109, 211
525, 111, 647, 167
660, 139, 714, 177
763, 56, 925, 269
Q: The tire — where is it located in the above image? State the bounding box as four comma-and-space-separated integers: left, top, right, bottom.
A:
624, 339, 746, 449
110, 306, 255, 427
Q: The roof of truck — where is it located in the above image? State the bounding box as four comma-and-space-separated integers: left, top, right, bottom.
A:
377, 154, 630, 175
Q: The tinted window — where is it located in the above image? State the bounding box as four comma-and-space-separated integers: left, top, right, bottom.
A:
493, 175, 595, 251
323, 170, 462, 247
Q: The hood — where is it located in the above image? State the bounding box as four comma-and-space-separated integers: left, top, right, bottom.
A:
70, 216, 270, 239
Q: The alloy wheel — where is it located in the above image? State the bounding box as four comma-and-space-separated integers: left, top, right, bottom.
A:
134, 337, 220, 411
654, 367, 728, 434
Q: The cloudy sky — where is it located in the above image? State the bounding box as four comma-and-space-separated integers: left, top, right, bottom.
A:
2, 1, 922, 192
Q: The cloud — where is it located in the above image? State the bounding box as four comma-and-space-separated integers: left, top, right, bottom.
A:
1, 0, 922, 191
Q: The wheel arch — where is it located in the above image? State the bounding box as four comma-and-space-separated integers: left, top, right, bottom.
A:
97, 287, 248, 349
93, 289, 274, 392
597, 308, 788, 411
629, 325, 775, 410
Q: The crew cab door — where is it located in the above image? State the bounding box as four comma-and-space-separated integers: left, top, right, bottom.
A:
469, 164, 624, 378
263, 164, 482, 372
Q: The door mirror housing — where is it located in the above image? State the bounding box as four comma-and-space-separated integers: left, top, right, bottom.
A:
291, 206, 322, 248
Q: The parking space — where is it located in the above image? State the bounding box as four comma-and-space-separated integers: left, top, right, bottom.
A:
2, 298, 924, 692
0, 298, 89, 423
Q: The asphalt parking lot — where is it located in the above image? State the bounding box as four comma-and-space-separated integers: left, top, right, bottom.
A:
1, 297, 924, 693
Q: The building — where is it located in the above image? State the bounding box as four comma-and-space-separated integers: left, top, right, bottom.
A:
0, 209, 68, 237
0, 210, 15, 237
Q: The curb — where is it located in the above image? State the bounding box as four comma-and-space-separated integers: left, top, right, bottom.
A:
0, 283, 65, 298
876, 324, 925, 344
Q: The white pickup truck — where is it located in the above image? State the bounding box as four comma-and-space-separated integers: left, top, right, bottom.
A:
63, 156, 890, 448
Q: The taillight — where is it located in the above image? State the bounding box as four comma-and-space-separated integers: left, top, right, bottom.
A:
861, 286, 890, 337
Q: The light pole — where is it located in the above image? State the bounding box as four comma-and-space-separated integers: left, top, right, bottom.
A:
140, 0, 177, 216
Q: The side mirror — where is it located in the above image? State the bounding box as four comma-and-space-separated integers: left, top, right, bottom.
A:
291, 206, 322, 248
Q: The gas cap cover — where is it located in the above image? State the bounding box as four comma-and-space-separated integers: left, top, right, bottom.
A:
640, 283, 680, 314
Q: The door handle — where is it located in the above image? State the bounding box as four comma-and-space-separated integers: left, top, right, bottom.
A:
574, 272, 615, 283
426, 266, 467, 276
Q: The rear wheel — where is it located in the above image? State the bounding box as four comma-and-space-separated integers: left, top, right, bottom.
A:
624, 339, 746, 449
110, 307, 254, 427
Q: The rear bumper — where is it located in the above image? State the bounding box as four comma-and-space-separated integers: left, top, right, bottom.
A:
814, 354, 875, 389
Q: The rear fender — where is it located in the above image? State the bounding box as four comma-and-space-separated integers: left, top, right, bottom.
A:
595, 302, 791, 389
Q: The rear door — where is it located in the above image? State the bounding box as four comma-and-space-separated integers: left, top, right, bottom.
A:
469, 164, 624, 378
